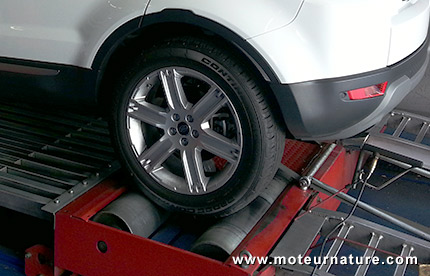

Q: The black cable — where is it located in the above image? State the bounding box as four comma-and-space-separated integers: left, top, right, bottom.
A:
310, 172, 368, 276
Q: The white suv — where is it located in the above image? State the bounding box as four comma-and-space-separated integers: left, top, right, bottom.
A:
0, 0, 428, 216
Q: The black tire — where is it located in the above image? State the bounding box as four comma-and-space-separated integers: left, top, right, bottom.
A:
110, 36, 284, 217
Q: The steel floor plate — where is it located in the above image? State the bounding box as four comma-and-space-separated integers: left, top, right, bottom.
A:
0, 103, 119, 220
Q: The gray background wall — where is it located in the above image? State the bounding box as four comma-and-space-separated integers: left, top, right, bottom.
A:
396, 31, 430, 117
397, 59, 430, 117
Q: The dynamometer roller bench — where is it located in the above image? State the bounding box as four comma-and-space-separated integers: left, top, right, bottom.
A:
1, 103, 430, 276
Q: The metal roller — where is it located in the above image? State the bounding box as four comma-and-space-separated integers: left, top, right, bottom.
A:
92, 192, 168, 238
191, 177, 287, 261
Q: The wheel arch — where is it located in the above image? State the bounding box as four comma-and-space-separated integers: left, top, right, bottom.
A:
94, 10, 285, 113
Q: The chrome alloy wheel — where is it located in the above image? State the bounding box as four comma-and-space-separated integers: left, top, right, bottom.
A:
127, 67, 243, 195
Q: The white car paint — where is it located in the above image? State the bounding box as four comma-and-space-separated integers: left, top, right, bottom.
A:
0, 0, 428, 84
145, 0, 304, 39
0, 0, 148, 68
248, 0, 393, 83
147, 0, 430, 83
388, 0, 430, 65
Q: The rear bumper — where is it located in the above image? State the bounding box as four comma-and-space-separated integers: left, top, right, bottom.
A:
271, 38, 430, 141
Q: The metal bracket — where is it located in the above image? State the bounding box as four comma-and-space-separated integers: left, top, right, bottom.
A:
299, 144, 337, 191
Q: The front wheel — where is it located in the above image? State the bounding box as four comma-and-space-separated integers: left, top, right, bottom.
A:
111, 36, 284, 216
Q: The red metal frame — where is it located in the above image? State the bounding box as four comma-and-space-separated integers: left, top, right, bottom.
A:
54, 177, 247, 276
226, 185, 312, 274
25, 245, 54, 276
49, 142, 358, 276
225, 145, 359, 274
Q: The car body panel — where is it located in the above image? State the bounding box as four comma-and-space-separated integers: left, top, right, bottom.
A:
1, 0, 428, 84
272, 37, 429, 140
145, 0, 304, 39
0, 0, 148, 68
248, 0, 430, 84
388, 0, 430, 65
0, 0, 428, 141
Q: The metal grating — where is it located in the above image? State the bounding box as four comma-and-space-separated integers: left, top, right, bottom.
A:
0, 103, 119, 220
275, 209, 430, 276
365, 110, 430, 170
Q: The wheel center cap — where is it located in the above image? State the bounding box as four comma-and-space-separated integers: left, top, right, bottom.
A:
177, 122, 190, 136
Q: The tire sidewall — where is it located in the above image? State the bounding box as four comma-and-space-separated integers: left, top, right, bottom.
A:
113, 41, 269, 215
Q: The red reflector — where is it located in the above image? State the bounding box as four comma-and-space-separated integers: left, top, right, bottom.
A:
347, 81, 388, 100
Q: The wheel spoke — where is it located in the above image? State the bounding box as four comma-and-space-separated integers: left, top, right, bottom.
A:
200, 130, 240, 164
159, 69, 189, 111
128, 99, 167, 128
133, 75, 159, 100
138, 136, 175, 172
192, 87, 228, 122
127, 66, 244, 197
182, 148, 209, 193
